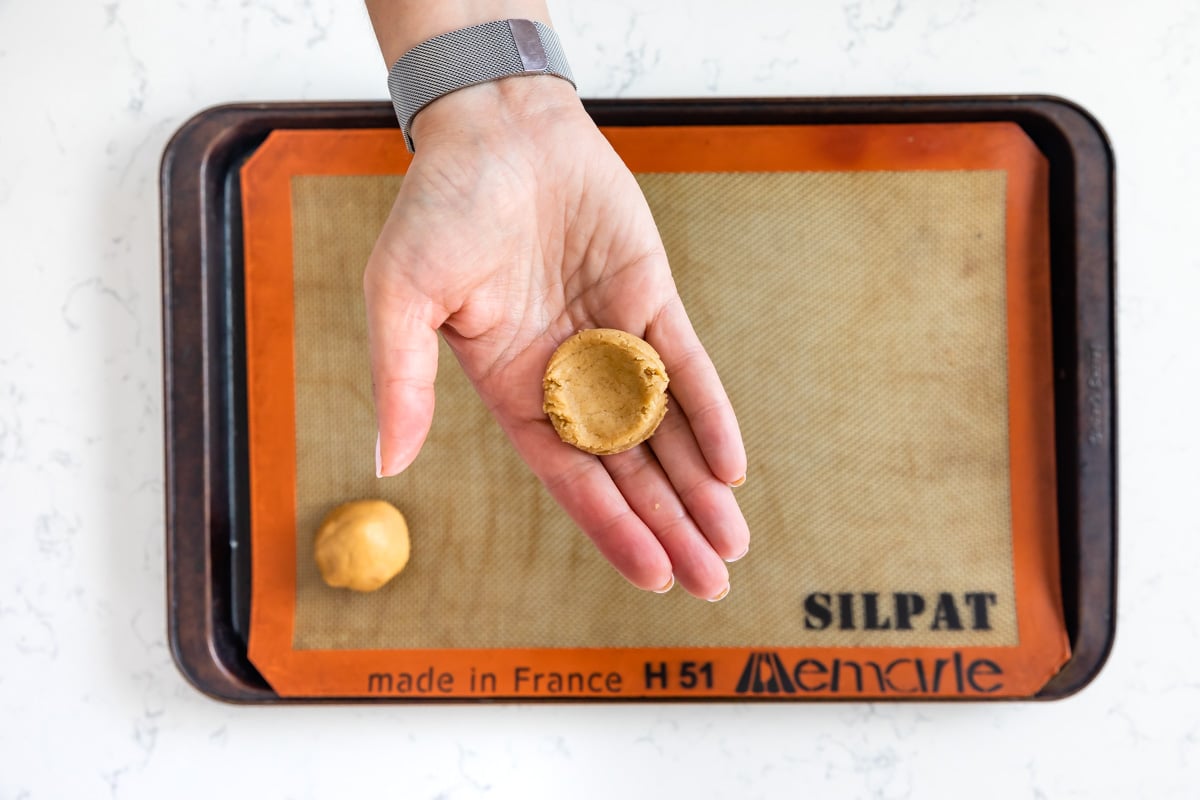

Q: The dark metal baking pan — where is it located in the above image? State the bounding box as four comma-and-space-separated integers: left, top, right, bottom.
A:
161, 97, 1115, 702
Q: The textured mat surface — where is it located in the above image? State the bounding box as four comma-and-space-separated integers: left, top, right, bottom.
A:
289, 168, 1015, 650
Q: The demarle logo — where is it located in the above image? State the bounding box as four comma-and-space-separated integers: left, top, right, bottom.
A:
735, 651, 796, 694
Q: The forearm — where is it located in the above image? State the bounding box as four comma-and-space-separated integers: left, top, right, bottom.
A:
365, 0, 553, 66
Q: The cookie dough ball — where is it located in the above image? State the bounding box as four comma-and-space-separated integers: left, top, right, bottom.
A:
543, 328, 670, 456
314, 500, 410, 592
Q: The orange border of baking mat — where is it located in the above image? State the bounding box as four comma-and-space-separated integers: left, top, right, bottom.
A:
243, 123, 1067, 699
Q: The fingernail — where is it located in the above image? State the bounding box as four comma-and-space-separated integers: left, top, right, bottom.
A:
729, 475, 746, 488
652, 575, 675, 594
724, 545, 749, 564
707, 583, 731, 602
375, 433, 384, 479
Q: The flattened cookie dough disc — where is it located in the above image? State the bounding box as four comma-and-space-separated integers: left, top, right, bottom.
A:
543, 328, 670, 455
314, 499, 411, 592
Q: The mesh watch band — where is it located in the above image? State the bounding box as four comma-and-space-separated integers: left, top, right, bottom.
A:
386, 19, 576, 152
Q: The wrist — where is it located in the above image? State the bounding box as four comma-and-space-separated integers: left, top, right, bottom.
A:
409, 74, 582, 151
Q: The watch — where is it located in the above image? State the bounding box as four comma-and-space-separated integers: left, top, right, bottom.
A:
386, 19, 576, 152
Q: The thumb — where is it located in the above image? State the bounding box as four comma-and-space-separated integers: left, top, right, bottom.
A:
365, 274, 443, 478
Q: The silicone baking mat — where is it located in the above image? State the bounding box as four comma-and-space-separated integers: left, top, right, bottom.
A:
240, 122, 1069, 699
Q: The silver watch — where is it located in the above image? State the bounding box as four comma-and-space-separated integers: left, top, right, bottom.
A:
386, 19, 576, 152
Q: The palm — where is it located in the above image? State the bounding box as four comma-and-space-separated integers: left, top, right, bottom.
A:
365, 99, 747, 600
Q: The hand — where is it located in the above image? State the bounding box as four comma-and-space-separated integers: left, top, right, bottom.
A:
364, 77, 748, 600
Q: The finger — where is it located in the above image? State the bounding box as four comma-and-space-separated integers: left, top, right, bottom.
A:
602, 446, 730, 601
364, 269, 443, 477
504, 420, 674, 592
646, 297, 747, 486
648, 404, 750, 564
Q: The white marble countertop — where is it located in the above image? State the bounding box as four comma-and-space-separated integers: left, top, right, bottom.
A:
2, 0, 1197, 796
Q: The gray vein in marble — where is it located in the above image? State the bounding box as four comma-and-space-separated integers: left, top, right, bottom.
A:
299, 0, 332, 47
844, 0, 906, 35
1108, 703, 1153, 746
11, 585, 58, 659
239, 0, 331, 48
540, 734, 570, 759
840, 0, 907, 63
104, 2, 149, 113
46, 448, 75, 470
610, 12, 659, 96
34, 507, 78, 564
927, 0, 979, 32
1154, 5, 1199, 95
249, 0, 295, 27
457, 743, 492, 793
43, 113, 67, 157
576, 9, 659, 97
61, 277, 137, 334
0, 376, 27, 465
633, 716, 680, 757
117, 118, 176, 187
100, 764, 130, 799
1026, 758, 1051, 800
1181, 721, 1199, 770
753, 56, 802, 85
130, 609, 167, 656
132, 710, 159, 764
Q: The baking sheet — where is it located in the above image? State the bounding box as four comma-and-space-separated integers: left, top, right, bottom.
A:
160, 98, 1117, 702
